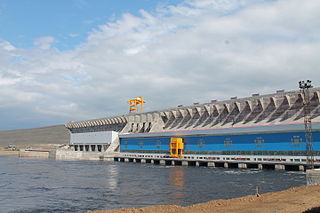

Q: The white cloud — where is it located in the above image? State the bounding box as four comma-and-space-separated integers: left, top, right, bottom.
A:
0, 41, 16, 51
33, 36, 55, 50
0, 0, 320, 129
69, 33, 80, 38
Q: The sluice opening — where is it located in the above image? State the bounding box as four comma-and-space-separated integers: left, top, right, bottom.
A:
135, 159, 141, 163
129, 158, 134, 162
97, 145, 102, 152
228, 163, 238, 168
188, 161, 196, 166
174, 161, 182, 166
165, 160, 172, 166
146, 159, 152, 163
154, 160, 160, 165
285, 165, 300, 171
263, 164, 275, 170
85, 145, 89, 151
247, 164, 259, 169
215, 162, 225, 168
199, 162, 207, 167
120, 158, 125, 162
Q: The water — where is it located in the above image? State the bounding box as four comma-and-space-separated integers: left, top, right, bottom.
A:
0, 155, 306, 213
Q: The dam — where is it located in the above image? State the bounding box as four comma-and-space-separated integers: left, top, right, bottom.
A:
63, 88, 320, 171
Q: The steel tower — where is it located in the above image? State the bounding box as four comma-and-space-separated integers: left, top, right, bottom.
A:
299, 80, 314, 170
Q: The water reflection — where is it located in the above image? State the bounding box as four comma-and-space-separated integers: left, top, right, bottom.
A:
169, 167, 185, 204
106, 164, 119, 191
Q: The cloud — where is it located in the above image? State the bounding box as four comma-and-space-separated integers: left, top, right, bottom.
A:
0, 0, 320, 129
69, 33, 80, 38
0, 40, 16, 51
33, 36, 56, 50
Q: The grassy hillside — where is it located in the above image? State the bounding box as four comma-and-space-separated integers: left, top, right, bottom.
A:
0, 125, 69, 148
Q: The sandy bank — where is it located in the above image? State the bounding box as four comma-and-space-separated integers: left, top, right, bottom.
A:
87, 185, 320, 213
0, 150, 19, 156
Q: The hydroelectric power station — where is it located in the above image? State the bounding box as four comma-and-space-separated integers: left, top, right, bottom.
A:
64, 87, 320, 171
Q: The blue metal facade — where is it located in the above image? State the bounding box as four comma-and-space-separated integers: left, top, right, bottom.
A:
120, 131, 320, 155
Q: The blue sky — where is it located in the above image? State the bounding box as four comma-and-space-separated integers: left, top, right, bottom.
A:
0, 0, 183, 50
0, 0, 320, 130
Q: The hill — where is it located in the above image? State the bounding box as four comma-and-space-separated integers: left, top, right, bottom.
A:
0, 125, 69, 148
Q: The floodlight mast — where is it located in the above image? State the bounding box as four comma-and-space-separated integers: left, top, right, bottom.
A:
299, 80, 314, 170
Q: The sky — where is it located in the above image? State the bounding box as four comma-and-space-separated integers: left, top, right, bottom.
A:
0, 0, 319, 130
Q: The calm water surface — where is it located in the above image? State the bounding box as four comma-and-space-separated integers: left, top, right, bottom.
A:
0, 155, 306, 213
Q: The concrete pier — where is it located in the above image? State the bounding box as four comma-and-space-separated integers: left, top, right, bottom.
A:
196, 161, 200, 167
160, 160, 166, 165
275, 164, 285, 170
182, 161, 188, 166
238, 163, 247, 169
258, 164, 263, 170
299, 165, 305, 171
141, 159, 146, 163
171, 161, 175, 166
208, 162, 215, 167
306, 169, 320, 185
224, 162, 229, 168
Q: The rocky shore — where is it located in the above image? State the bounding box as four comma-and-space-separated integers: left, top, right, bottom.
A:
87, 185, 320, 213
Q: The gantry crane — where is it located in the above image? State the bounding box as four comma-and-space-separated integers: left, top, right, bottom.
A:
127, 97, 145, 113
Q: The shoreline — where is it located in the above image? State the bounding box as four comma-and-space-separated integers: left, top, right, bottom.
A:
0, 150, 19, 156
87, 185, 320, 213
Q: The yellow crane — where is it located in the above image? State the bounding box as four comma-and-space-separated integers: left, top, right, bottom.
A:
127, 96, 145, 113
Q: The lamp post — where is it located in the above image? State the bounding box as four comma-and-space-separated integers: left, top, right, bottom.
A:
299, 80, 314, 170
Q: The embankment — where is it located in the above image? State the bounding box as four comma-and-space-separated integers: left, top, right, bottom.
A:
87, 185, 320, 213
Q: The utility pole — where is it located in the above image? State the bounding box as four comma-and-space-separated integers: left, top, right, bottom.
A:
299, 80, 314, 170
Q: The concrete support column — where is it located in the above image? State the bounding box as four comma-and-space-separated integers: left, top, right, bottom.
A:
238, 163, 248, 169
118, 158, 121, 162
160, 160, 166, 165
224, 162, 229, 168
208, 162, 215, 167
151, 160, 155, 164
258, 164, 263, 170
171, 161, 175, 166
124, 158, 129, 162
299, 165, 305, 171
196, 162, 200, 167
141, 159, 146, 163
88, 145, 92, 152
275, 164, 285, 170
306, 169, 320, 185
133, 159, 137, 163
182, 161, 188, 166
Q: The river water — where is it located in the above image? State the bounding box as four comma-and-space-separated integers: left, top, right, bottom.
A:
0, 155, 306, 213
